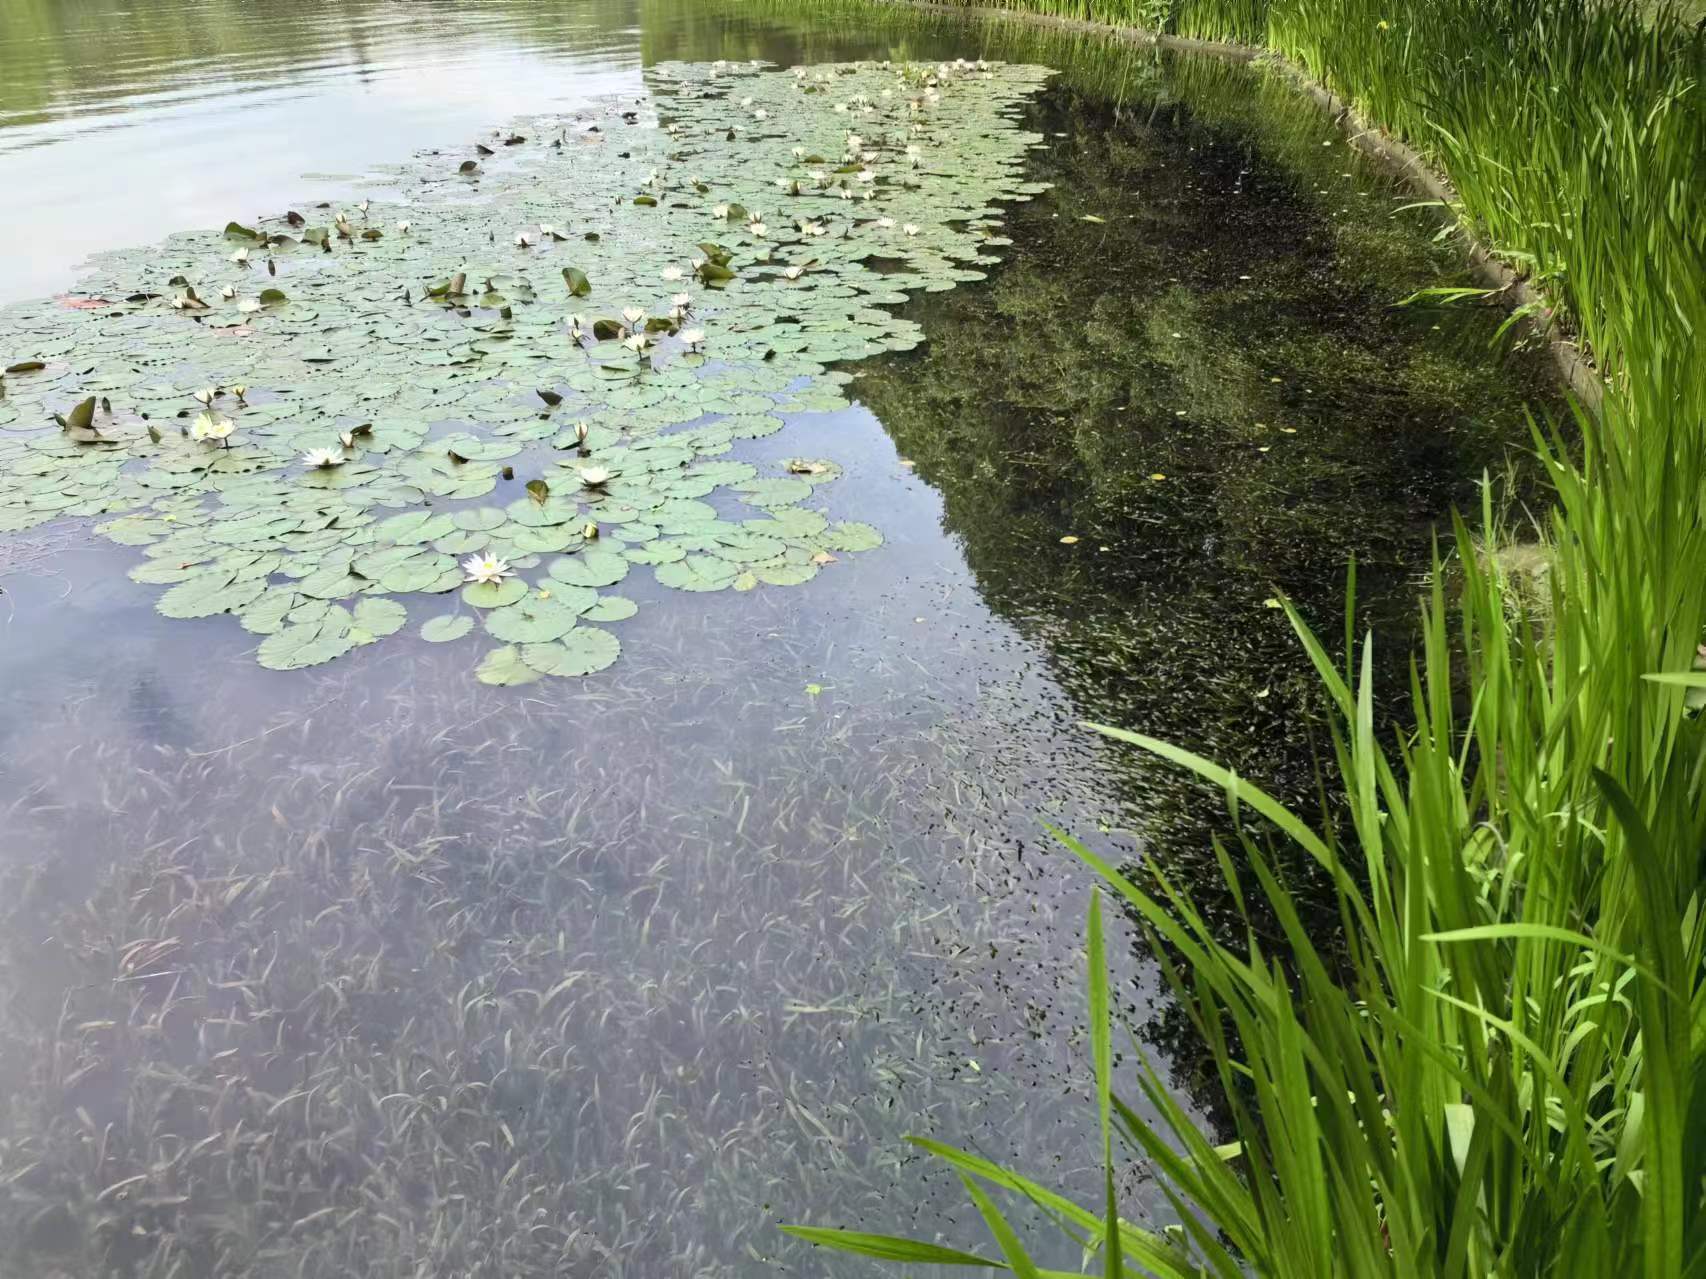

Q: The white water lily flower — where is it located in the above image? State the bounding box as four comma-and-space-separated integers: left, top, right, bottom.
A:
397, 220, 411, 233
791, 145, 806, 159
903, 223, 921, 236
579, 465, 613, 487
219, 285, 236, 300
661, 265, 684, 282
229, 248, 249, 265
230, 384, 248, 402
877, 216, 896, 229
621, 306, 647, 330
357, 199, 370, 215
193, 387, 218, 405
462, 553, 515, 585
193, 413, 235, 445
783, 265, 805, 281
568, 313, 587, 339
574, 420, 591, 446
712, 203, 729, 218
679, 327, 705, 349
671, 291, 694, 309
301, 447, 346, 468
622, 332, 651, 353
753, 109, 768, 121
837, 187, 853, 200
746, 220, 767, 238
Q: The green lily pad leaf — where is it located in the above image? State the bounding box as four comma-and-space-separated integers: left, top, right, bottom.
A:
581, 595, 638, 622
462, 578, 529, 608
237, 589, 299, 635
157, 570, 265, 619
484, 593, 581, 643
257, 620, 356, 671
421, 614, 474, 643
475, 644, 543, 686
561, 267, 591, 296
453, 507, 507, 533
756, 561, 818, 587
547, 549, 629, 587
352, 596, 408, 639
519, 626, 619, 676
823, 521, 884, 552
258, 288, 288, 305
736, 477, 814, 507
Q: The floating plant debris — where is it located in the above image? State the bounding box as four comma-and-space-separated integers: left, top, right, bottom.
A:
0, 58, 1050, 681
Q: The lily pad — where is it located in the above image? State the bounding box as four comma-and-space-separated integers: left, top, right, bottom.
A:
421, 614, 475, 643
519, 626, 620, 676
463, 578, 530, 608
547, 549, 629, 588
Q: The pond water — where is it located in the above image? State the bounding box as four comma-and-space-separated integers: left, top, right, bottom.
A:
0, 1, 1560, 1275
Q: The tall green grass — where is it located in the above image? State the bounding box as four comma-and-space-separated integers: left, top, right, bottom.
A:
787, 0, 1706, 1272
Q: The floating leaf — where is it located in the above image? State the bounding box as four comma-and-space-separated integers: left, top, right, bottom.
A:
519, 626, 620, 676
421, 614, 475, 643
582, 595, 638, 622
547, 549, 629, 588
561, 267, 591, 296
475, 644, 542, 685
463, 578, 530, 608
484, 593, 581, 643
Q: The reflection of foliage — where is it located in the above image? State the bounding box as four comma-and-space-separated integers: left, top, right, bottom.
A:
0, 0, 642, 126
855, 69, 1557, 892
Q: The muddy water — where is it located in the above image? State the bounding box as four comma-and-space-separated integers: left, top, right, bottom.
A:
0, 1, 1559, 1274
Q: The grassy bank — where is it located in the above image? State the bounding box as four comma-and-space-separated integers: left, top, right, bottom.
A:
789, 0, 1706, 1274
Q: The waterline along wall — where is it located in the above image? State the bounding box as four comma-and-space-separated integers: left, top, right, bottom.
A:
792, 1, 1706, 1275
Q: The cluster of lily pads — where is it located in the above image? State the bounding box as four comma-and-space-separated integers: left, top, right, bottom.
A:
0, 57, 1049, 682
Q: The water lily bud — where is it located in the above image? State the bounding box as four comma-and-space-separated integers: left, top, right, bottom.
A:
583, 521, 599, 540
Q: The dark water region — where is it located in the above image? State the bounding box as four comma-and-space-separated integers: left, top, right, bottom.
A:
0, 1, 1559, 1275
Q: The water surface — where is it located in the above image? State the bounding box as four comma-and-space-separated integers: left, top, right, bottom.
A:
0, 2, 1560, 1275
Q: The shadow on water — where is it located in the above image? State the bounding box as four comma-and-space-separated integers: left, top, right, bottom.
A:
0, 2, 1561, 1275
